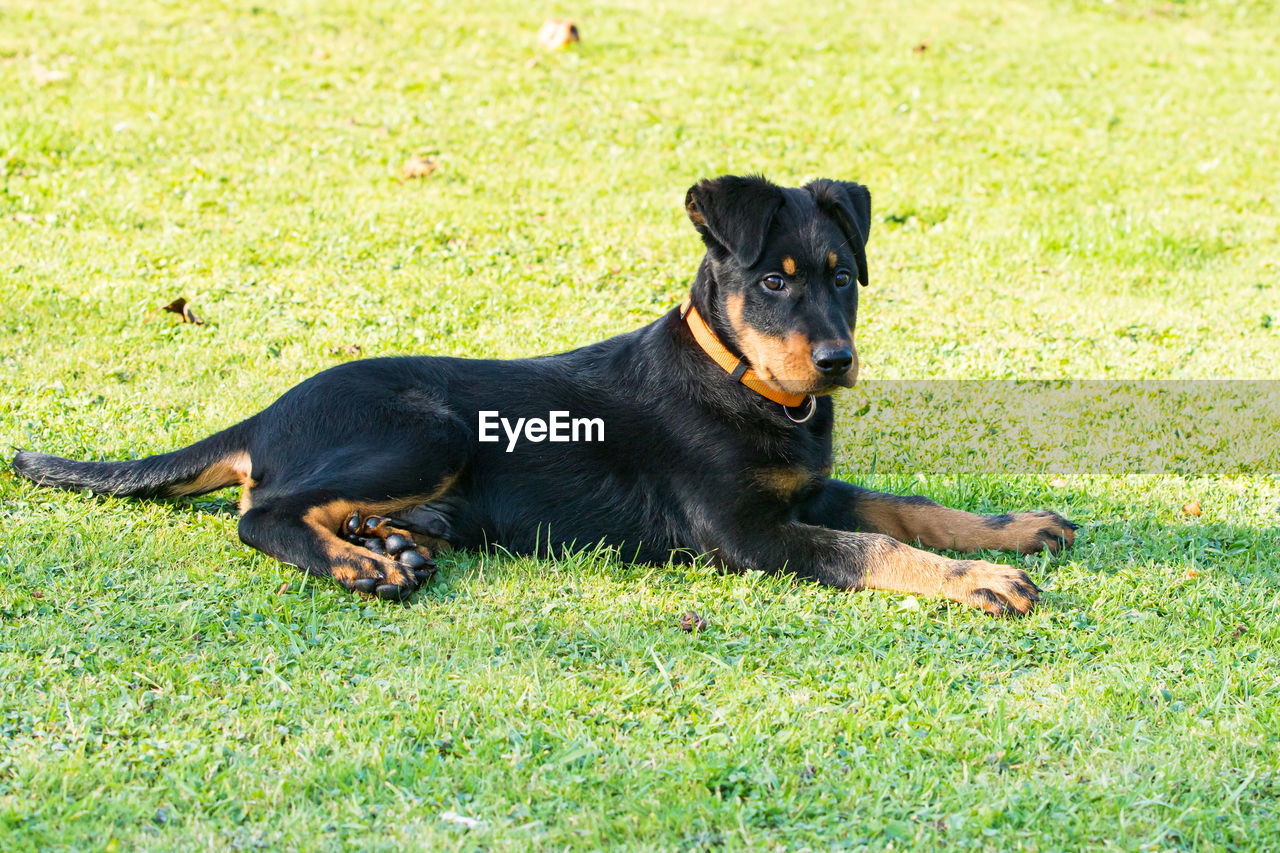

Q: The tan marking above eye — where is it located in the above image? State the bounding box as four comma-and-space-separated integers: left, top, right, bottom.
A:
828, 251, 838, 269
782, 256, 797, 275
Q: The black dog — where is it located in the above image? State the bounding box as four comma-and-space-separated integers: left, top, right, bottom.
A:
13, 175, 1076, 614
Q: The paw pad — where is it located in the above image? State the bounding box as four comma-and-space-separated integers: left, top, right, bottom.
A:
341, 510, 439, 593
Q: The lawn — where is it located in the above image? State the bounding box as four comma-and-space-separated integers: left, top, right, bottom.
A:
2, 0, 1278, 849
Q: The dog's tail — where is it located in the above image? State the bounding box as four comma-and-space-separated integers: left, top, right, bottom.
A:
12, 418, 256, 499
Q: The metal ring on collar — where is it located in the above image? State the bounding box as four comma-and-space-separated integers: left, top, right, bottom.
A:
784, 395, 817, 424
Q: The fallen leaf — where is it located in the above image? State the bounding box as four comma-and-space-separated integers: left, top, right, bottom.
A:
1186, 569, 1200, 579
537, 19, 580, 50
680, 610, 708, 633
276, 582, 290, 595
1182, 500, 1202, 517
913, 40, 931, 54
401, 155, 438, 180
32, 63, 70, 85
439, 811, 483, 829
31, 589, 44, 599
162, 297, 204, 325
328, 343, 362, 357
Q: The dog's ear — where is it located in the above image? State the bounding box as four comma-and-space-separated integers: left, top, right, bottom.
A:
685, 175, 785, 268
806, 179, 872, 287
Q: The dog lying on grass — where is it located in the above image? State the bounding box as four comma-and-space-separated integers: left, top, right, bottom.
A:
13, 175, 1076, 613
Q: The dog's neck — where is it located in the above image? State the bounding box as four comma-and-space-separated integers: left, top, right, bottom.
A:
687, 257, 743, 359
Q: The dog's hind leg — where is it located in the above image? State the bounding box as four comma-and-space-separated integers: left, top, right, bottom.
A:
236, 403, 472, 599
239, 493, 442, 600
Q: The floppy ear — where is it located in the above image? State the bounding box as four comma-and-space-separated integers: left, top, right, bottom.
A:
685, 175, 785, 268
805, 179, 872, 287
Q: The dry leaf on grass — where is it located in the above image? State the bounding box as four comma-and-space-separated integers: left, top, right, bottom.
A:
913, 40, 931, 54
537, 20, 580, 50
161, 297, 204, 325
327, 343, 362, 357
32, 63, 70, 85
1182, 500, 1202, 517
679, 610, 708, 633
401, 155, 438, 180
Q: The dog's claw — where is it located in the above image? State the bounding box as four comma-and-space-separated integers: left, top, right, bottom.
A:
344, 511, 362, 537
384, 533, 412, 556
352, 577, 378, 594
361, 516, 389, 536
376, 583, 410, 601
398, 549, 430, 570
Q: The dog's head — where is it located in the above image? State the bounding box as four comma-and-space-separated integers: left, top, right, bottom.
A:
686, 174, 871, 396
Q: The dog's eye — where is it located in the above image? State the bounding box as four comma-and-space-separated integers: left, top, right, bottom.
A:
762, 274, 787, 292
833, 269, 852, 288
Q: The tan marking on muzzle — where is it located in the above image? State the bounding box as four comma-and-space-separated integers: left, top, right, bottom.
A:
726, 293, 821, 394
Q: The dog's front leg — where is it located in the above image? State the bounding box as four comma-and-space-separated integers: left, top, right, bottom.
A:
710, 521, 1040, 616
799, 479, 1076, 555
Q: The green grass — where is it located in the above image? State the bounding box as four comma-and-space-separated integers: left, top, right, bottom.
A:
2, 0, 1279, 848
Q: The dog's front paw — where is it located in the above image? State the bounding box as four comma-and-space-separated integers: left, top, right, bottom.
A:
941, 560, 1041, 616
985, 510, 1078, 555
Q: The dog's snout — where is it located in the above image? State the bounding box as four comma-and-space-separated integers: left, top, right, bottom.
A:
812, 343, 854, 377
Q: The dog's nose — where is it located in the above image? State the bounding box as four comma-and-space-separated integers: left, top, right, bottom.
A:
812, 343, 854, 377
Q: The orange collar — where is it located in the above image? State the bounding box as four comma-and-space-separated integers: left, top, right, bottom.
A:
680, 296, 810, 408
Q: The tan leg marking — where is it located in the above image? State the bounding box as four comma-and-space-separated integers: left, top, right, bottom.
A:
859, 495, 1077, 555
859, 537, 1040, 616
169, 451, 252, 496
298, 473, 459, 591
302, 499, 432, 591
166, 450, 258, 511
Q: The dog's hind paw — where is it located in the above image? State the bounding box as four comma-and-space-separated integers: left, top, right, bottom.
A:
339, 511, 439, 590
